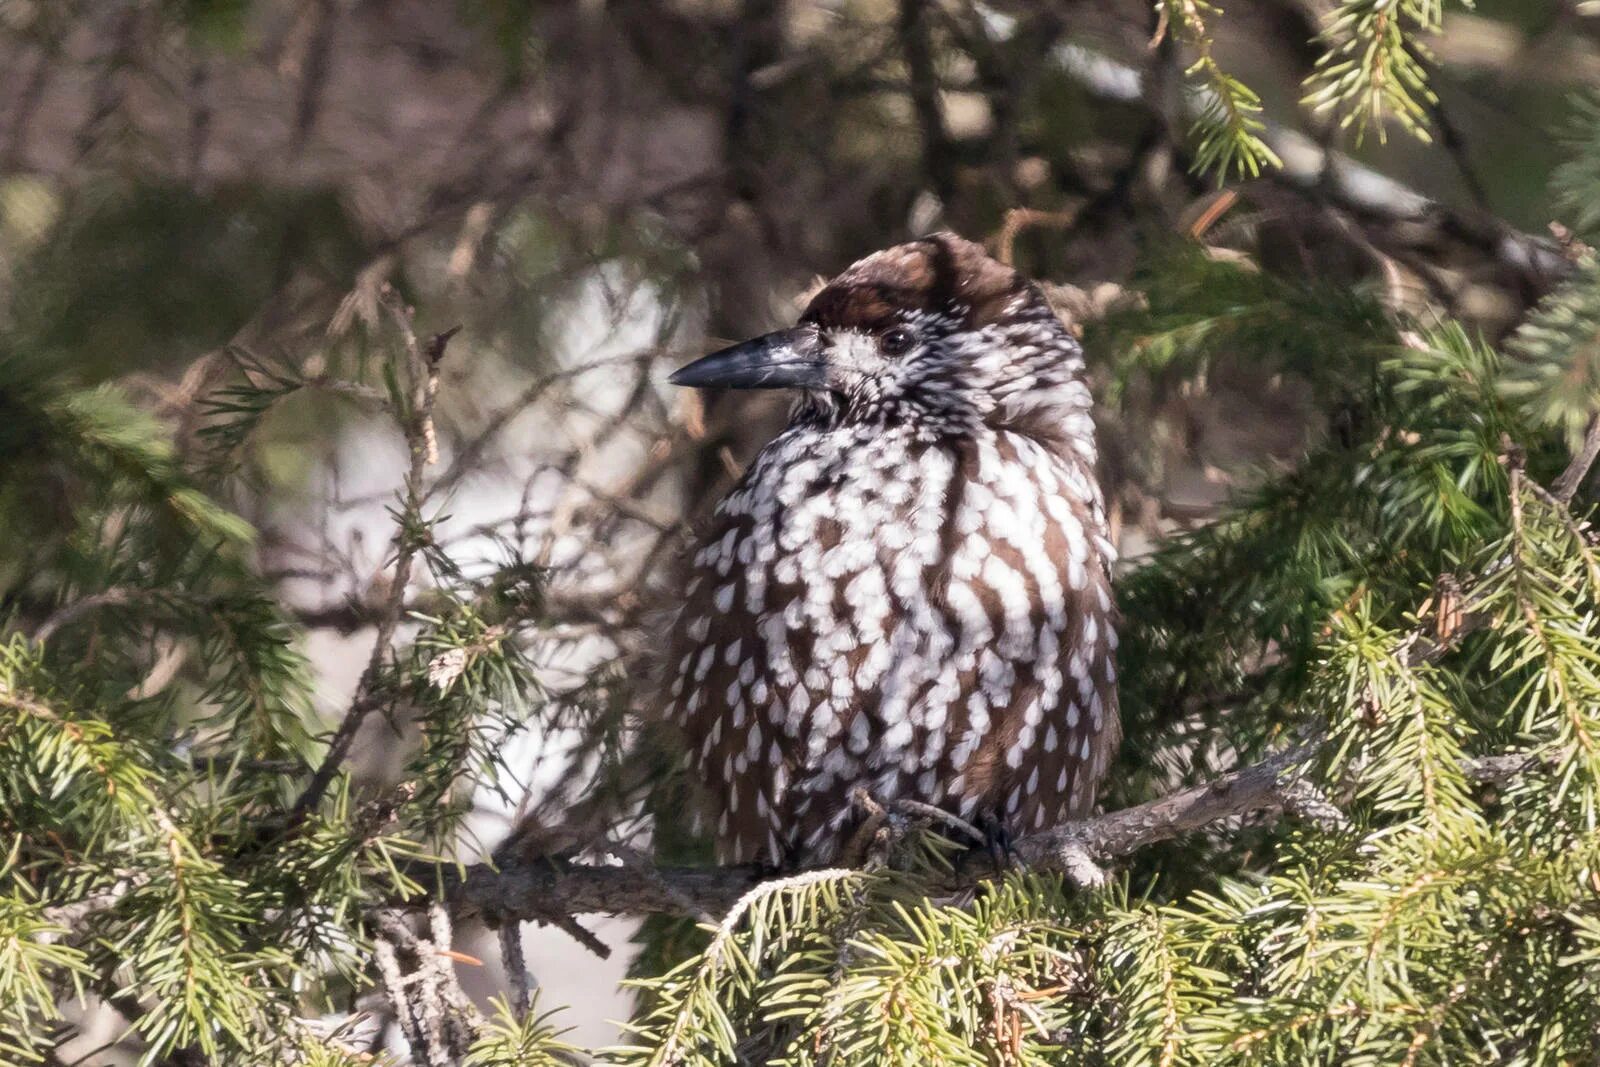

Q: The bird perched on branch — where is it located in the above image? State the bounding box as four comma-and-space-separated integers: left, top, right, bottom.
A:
663, 232, 1119, 867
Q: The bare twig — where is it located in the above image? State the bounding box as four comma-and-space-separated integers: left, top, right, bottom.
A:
287, 308, 458, 825
425, 351, 655, 502
32, 588, 143, 643
897, 0, 955, 203
1421, 60, 1492, 214
550, 913, 614, 959
499, 923, 532, 1017
40, 875, 144, 935
994, 208, 1081, 267
892, 797, 987, 845
1552, 414, 1600, 504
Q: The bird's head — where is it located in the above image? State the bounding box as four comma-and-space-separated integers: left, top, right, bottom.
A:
671, 233, 1092, 442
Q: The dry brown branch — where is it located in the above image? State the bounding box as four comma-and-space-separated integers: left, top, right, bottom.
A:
425, 350, 655, 503
994, 208, 1081, 267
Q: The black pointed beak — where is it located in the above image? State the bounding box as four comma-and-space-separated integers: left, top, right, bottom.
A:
669, 327, 826, 390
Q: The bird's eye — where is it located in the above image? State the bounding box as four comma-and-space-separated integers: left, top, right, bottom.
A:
879, 327, 915, 356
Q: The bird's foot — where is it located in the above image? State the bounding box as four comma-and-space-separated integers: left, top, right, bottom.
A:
973, 814, 1016, 876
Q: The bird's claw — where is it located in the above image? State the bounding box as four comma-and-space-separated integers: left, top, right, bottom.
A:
975, 814, 1016, 875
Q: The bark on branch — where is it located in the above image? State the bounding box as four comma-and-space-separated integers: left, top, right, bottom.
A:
445, 743, 1534, 926
444, 742, 1542, 927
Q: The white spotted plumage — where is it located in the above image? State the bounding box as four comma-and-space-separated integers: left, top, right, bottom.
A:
664, 234, 1119, 867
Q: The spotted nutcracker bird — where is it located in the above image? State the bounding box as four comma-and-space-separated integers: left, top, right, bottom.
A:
663, 232, 1119, 868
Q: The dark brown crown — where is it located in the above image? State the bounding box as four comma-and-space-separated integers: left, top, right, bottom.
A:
799, 232, 1035, 336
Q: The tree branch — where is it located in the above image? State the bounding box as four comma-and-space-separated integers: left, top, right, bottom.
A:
445, 742, 1538, 926
1552, 413, 1600, 503
1010, 744, 1313, 870
1044, 41, 1571, 287
444, 751, 1305, 927
32, 588, 144, 643
898, 0, 956, 204
287, 310, 456, 825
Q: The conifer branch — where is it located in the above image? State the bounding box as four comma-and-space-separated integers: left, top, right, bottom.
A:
1047, 40, 1570, 284
446, 742, 1535, 926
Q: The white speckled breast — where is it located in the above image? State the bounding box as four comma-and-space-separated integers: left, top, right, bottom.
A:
665, 414, 1118, 866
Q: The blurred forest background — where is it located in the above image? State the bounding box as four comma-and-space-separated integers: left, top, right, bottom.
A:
7, 0, 1600, 1064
